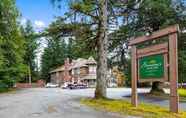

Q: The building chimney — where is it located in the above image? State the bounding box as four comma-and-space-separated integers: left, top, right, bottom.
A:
64, 58, 71, 82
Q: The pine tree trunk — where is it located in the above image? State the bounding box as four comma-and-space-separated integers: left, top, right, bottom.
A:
95, 0, 108, 99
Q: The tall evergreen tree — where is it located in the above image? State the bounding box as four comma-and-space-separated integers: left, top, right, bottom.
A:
0, 0, 27, 87
21, 20, 39, 83
51, 0, 110, 98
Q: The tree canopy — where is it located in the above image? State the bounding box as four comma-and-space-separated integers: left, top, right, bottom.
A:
21, 20, 40, 82
0, 0, 27, 87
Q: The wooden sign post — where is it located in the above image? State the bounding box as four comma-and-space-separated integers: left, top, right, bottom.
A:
129, 25, 179, 113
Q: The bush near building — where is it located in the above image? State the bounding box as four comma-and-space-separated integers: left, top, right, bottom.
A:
0, 79, 15, 93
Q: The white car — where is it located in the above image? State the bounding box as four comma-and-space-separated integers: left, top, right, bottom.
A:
108, 83, 117, 88
45, 83, 59, 88
61, 82, 69, 89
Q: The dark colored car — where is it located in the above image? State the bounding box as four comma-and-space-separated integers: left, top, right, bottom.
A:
76, 83, 88, 89
67, 83, 87, 89
68, 84, 76, 89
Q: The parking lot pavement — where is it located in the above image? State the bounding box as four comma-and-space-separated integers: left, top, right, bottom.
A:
0, 88, 132, 118
0, 88, 185, 118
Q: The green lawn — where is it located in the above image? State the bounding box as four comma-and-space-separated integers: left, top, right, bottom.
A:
179, 89, 186, 97
81, 98, 186, 118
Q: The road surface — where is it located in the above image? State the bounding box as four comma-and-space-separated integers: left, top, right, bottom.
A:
0, 88, 185, 118
0, 88, 135, 118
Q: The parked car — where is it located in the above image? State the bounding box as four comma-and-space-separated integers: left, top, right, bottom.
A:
108, 83, 117, 88
61, 82, 87, 89
61, 82, 69, 89
45, 83, 59, 88
76, 83, 88, 89
68, 83, 76, 89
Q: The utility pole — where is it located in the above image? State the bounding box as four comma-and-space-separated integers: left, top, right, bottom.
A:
28, 64, 32, 85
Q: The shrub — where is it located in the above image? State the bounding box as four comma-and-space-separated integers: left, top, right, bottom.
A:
0, 81, 8, 92
2, 79, 15, 88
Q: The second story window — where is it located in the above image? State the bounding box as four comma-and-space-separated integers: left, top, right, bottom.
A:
89, 66, 96, 74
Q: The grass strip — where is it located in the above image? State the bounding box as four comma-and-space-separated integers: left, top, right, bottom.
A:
179, 89, 186, 97
81, 98, 186, 118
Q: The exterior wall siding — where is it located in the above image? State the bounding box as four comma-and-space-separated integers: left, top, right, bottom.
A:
80, 67, 88, 77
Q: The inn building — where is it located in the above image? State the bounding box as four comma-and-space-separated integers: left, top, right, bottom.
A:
50, 57, 97, 87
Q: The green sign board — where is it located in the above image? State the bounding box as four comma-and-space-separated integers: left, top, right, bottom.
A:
139, 54, 164, 79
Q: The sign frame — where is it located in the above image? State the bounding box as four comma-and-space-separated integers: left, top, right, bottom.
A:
129, 25, 179, 113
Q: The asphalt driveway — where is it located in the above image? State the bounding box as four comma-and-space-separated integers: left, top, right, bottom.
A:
0, 88, 185, 118
0, 88, 132, 118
